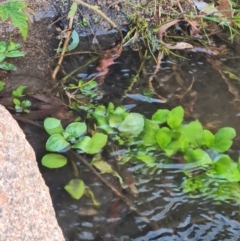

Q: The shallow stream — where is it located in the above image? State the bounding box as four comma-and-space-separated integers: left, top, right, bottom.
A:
39, 45, 240, 241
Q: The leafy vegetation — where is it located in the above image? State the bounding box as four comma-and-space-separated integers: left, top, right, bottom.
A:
0, 40, 25, 70
41, 102, 240, 203
0, 0, 29, 39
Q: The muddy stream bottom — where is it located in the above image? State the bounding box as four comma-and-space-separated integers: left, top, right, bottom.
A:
28, 47, 240, 241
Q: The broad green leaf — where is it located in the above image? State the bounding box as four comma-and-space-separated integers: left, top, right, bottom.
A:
0, 62, 15, 70
118, 113, 144, 136
167, 106, 184, 129
6, 50, 25, 58
212, 127, 236, 152
184, 149, 212, 166
46, 134, 70, 152
211, 155, 240, 182
12, 85, 27, 97
0, 81, 4, 91
41, 153, 67, 168
65, 122, 87, 138
72, 133, 108, 154
152, 109, 169, 124
64, 179, 85, 200
181, 120, 203, 147
44, 118, 64, 135
142, 119, 159, 146
156, 127, 172, 149
92, 158, 123, 185
203, 129, 215, 147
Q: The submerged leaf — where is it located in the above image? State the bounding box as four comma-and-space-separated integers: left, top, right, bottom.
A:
64, 179, 85, 200
92, 158, 123, 186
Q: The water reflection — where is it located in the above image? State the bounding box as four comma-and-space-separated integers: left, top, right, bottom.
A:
49, 47, 240, 241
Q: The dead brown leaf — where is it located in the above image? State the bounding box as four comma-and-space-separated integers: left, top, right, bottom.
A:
157, 19, 180, 40
217, 0, 233, 18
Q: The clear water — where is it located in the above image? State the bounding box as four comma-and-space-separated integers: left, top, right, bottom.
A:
41, 46, 240, 241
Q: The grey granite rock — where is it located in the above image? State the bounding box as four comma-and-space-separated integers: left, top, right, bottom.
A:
0, 104, 65, 241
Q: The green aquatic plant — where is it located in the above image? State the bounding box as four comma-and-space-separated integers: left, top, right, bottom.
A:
0, 40, 25, 70
42, 103, 240, 203
42, 117, 108, 200
13, 98, 31, 113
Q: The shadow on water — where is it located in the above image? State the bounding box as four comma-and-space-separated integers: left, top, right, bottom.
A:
39, 46, 240, 241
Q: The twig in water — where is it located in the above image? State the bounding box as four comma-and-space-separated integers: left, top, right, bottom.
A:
52, 16, 74, 81
68, 150, 159, 229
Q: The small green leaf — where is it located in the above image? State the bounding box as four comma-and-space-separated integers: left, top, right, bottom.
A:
203, 129, 215, 147
68, 1, 77, 18
135, 153, 156, 167
21, 100, 31, 107
46, 134, 70, 152
212, 127, 236, 152
13, 98, 20, 106
156, 127, 172, 149
118, 113, 144, 136
65, 122, 87, 138
0, 41, 8, 52
41, 153, 67, 168
0, 81, 4, 91
184, 149, 212, 166
109, 114, 123, 128
44, 118, 64, 135
93, 114, 114, 134
167, 106, 184, 129
152, 109, 169, 124
72, 133, 108, 154
64, 179, 85, 200
12, 85, 27, 97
